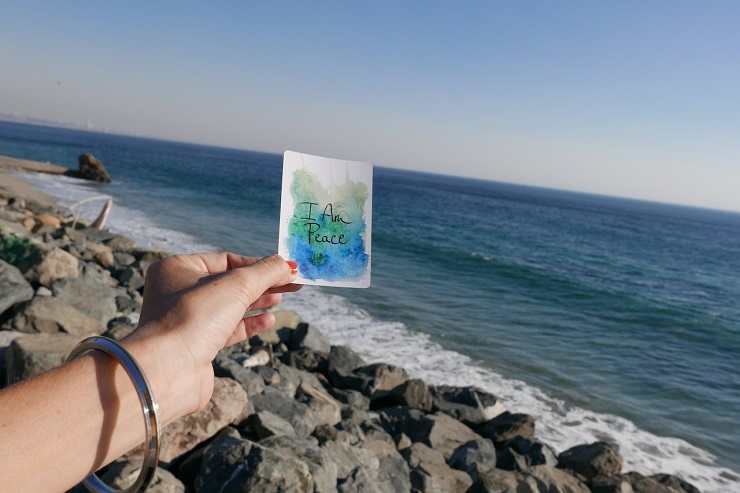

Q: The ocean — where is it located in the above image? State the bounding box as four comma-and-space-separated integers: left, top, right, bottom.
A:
2, 120, 738, 492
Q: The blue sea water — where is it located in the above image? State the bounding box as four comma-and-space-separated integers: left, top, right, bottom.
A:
2, 121, 739, 492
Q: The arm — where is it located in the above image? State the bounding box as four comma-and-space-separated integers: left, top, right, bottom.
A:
0, 253, 299, 493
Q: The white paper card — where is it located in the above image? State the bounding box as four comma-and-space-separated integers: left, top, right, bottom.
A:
278, 151, 372, 288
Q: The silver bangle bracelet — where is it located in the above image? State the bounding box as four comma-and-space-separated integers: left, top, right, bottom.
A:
66, 336, 161, 493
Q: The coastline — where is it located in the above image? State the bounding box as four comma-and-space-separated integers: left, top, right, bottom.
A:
0, 159, 713, 493
0, 154, 67, 208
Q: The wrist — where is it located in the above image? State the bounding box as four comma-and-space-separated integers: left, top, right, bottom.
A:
121, 332, 204, 423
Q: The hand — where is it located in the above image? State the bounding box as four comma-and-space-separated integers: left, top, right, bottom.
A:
126, 253, 301, 414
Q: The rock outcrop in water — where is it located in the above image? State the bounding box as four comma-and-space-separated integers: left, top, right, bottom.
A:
0, 190, 701, 493
65, 153, 112, 183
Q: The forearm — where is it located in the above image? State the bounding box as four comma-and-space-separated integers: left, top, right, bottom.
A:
0, 336, 190, 493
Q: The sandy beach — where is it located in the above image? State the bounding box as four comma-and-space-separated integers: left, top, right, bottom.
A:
0, 155, 67, 208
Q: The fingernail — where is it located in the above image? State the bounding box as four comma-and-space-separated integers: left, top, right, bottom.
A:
287, 260, 298, 275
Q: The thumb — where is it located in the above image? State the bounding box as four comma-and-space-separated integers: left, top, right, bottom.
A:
223, 254, 297, 306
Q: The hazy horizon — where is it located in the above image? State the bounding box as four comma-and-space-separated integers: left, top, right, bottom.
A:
2, 2, 739, 212
4, 115, 739, 217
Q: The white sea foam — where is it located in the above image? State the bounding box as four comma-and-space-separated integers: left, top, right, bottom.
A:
16, 172, 217, 254
19, 170, 739, 493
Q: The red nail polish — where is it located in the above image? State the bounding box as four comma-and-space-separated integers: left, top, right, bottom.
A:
287, 260, 298, 275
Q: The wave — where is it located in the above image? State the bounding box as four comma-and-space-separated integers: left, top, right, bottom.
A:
20, 170, 739, 493
283, 289, 738, 493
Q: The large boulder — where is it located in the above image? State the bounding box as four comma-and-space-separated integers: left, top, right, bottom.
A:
496, 436, 558, 472
400, 412, 484, 460
557, 441, 623, 479
196, 433, 313, 493
5, 332, 91, 383
290, 322, 332, 353
51, 277, 118, 328
431, 385, 506, 427
249, 386, 316, 438
100, 460, 185, 492
527, 465, 591, 493
260, 436, 339, 493
12, 295, 103, 335
70, 153, 111, 183
0, 259, 34, 315
475, 411, 535, 444
389, 378, 434, 411
447, 438, 497, 480
126, 377, 248, 464
28, 246, 79, 287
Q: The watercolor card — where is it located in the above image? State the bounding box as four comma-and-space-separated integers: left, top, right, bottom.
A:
278, 151, 373, 288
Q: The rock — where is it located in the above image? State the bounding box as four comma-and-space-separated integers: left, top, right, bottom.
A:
328, 345, 366, 377
250, 309, 302, 345
26, 248, 79, 288
650, 473, 701, 493
103, 317, 137, 340
5, 332, 91, 383
447, 438, 497, 480
275, 360, 326, 392
330, 387, 371, 411
71, 153, 111, 183
475, 411, 535, 444
416, 461, 473, 493
261, 436, 339, 493
279, 347, 329, 374
590, 476, 635, 493
249, 409, 297, 439
557, 441, 623, 479
527, 464, 591, 493
213, 354, 266, 396
360, 439, 412, 493
34, 213, 62, 229
389, 378, 434, 411
26, 246, 79, 287
466, 468, 531, 493
431, 385, 507, 427
337, 466, 381, 493
128, 377, 247, 464
296, 382, 342, 427
321, 439, 380, 481
78, 261, 117, 287
12, 295, 103, 335
196, 433, 313, 493
409, 468, 445, 493
351, 362, 409, 402
401, 412, 484, 460
290, 322, 332, 353
496, 436, 558, 472
401, 442, 447, 469
0, 330, 26, 388
250, 386, 316, 438
51, 277, 118, 327
0, 259, 34, 315
623, 472, 686, 493
100, 460, 185, 492
113, 251, 136, 267
105, 234, 136, 253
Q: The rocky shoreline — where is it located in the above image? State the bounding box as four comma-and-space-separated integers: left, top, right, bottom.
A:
0, 172, 702, 493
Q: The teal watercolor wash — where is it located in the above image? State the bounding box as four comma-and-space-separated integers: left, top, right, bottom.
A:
286, 167, 369, 282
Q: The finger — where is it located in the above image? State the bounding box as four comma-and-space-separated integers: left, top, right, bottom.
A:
193, 252, 262, 275
226, 312, 276, 346
248, 293, 283, 312
213, 254, 296, 314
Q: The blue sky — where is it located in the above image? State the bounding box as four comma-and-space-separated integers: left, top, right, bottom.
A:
2, 1, 739, 211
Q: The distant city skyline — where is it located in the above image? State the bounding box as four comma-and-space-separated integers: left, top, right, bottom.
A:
2, 1, 739, 212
